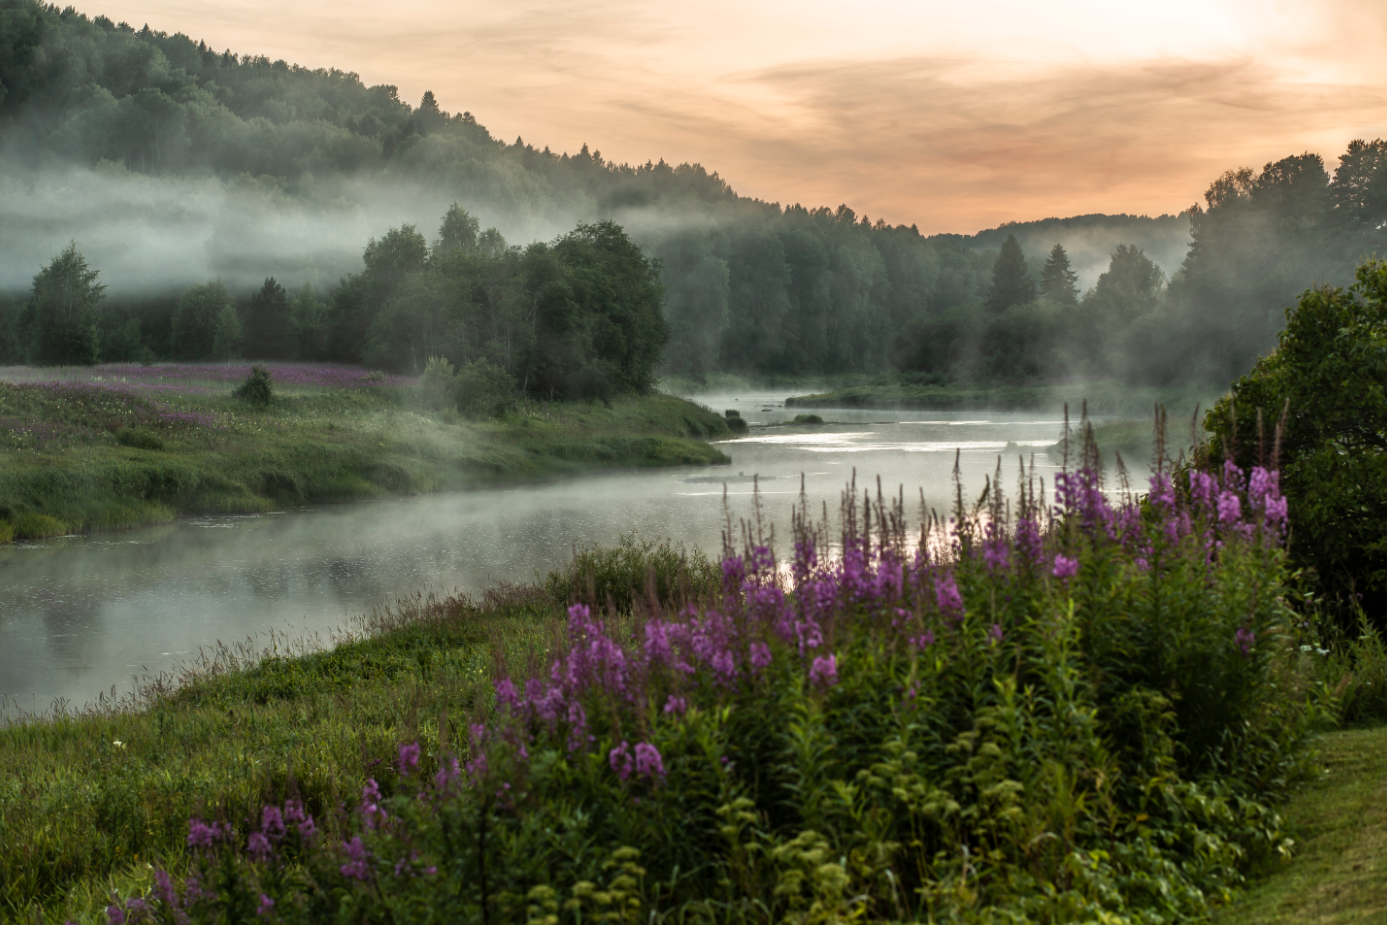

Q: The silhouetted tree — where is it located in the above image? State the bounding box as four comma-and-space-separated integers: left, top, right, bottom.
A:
243, 277, 291, 359
172, 280, 232, 359
986, 234, 1034, 313
29, 242, 104, 365
1039, 243, 1079, 305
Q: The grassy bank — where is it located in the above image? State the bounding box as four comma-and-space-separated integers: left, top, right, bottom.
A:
1215, 726, 1387, 924
785, 378, 1221, 417
0, 364, 732, 540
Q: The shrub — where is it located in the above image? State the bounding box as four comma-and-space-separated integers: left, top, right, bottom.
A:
1205, 258, 1387, 630
544, 532, 720, 613
417, 356, 457, 411
792, 413, 823, 424
232, 365, 274, 407
114, 427, 165, 451
104, 449, 1313, 924
454, 359, 514, 419
724, 408, 748, 433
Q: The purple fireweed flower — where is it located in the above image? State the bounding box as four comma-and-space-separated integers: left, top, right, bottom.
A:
1217, 491, 1242, 524
261, 805, 286, 842
495, 678, 520, 711
1015, 517, 1043, 562
913, 630, 935, 651
989, 624, 1004, 644
1189, 470, 1216, 508
434, 755, 461, 791
634, 742, 666, 781
1236, 627, 1255, 657
397, 741, 421, 776
360, 778, 387, 829
1052, 555, 1079, 581
340, 837, 371, 880
187, 818, 224, 849
106, 905, 126, 925
283, 799, 315, 838
663, 694, 687, 715
809, 654, 838, 689
1148, 472, 1176, 509
749, 641, 773, 673
248, 832, 273, 863
644, 620, 672, 664
258, 894, 275, 918
610, 741, 633, 781
935, 571, 964, 620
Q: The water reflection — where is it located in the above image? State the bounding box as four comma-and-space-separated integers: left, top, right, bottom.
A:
0, 396, 1127, 711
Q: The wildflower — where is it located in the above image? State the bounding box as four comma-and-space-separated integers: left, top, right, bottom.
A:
913, 631, 935, 650
1051, 555, 1079, 581
106, 905, 126, 925
989, 624, 1004, 644
1236, 627, 1255, 657
634, 742, 666, 781
495, 678, 521, 710
809, 654, 838, 688
187, 818, 224, 849
282, 799, 315, 838
360, 778, 387, 829
112, 740, 125, 749
935, 571, 964, 620
610, 741, 633, 781
1217, 491, 1242, 524
340, 837, 371, 880
397, 741, 421, 775
663, 694, 687, 715
248, 832, 273, 863
258, 894, 275, 917
749, 641, 773, 672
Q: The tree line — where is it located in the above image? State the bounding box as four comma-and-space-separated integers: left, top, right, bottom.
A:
1, 208, 667, 403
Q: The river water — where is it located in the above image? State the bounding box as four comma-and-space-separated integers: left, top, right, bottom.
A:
0, 394, 1095, 713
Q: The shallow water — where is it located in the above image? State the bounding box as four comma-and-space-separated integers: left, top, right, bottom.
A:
0, 394, 1125, 712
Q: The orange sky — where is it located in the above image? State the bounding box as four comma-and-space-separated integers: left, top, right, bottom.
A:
86, 0, 1387, 233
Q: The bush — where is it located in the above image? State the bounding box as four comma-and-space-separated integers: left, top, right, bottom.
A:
544, 532, 720, 613
454, 359, 514, 419
1206, 258, 1387, 631
114, 427, 165, 451
792, 413, 823, 424
104, 449, 1314, 924
417, 356, 457, 411
724, 408, 748, 433
232, 365, 274, 407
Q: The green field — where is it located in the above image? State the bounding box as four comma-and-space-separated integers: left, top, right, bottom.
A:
0, 364, 732, 541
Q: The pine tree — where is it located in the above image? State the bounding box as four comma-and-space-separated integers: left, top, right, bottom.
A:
1039, 243, 1079, 305
243, 277, 292, 359
986, 234, 1035, 312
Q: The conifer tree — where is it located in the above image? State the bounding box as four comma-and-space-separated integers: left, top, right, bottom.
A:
986, 234, 1035, 312
1039, 243, 1079, 305
29, 242, 104, 366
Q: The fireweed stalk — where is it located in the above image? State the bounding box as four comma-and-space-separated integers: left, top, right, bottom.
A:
104, 450, 1308, 924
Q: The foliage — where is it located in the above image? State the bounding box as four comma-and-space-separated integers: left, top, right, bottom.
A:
791, 413, 823, 424
1203, 258, 1387, 629
210, 304, 242, 362
171, 282, 232, 361
543, 532, 720, 614
82, 449, 1316, 924
231, 365, 274, 406
454, 359, 514, 419
1039, 243, 1079, 305
27, 241, 104, 366
986, 233, 1035, 312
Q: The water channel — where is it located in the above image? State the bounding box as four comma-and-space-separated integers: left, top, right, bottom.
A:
0, 394, 1105, 713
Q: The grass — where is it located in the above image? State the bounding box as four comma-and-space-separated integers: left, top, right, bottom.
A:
0, 589, 563, 922
785, 378, 1221, 417
0, 365, 732, 540
1216, 725, 1387, 924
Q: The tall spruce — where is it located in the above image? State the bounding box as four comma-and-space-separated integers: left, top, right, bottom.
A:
986, 234, 1035, 312
244, 277, 293, 359
1039, 243, 1079, 304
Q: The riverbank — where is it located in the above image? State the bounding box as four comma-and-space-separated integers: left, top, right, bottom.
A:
785, 378, 1221, 417
0, 365, 732, 541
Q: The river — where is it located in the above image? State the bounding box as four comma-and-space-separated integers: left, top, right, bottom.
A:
0, 394, 1102, 714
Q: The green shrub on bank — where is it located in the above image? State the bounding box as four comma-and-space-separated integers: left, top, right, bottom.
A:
543, 532, 720, 613
231, 365, 274, 407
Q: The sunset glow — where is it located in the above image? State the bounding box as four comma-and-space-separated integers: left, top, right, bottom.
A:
55, 0, 1387, 230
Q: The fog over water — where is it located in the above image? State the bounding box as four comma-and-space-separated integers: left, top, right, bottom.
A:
0, 395, 1141, 714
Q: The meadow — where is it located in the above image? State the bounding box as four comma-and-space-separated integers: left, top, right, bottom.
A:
5, 434, 1370, 924
0, 363, 733, 541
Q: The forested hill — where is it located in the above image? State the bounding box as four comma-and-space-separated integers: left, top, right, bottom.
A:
2, 0, 1385, 386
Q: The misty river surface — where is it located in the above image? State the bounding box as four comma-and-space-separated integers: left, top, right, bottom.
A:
0, 395, 1120, 713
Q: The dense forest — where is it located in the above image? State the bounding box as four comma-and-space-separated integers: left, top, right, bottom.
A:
2, 0, 1385, 387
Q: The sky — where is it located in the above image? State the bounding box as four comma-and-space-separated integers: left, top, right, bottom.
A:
86, 0, 1387, 233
